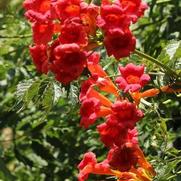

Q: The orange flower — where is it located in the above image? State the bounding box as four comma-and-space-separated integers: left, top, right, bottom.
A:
87, 52, 119, 96
78, 144, 155, 181
131, 83, 181, 104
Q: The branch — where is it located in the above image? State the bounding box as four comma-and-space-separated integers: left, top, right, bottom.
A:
0, 34, 32, 39
134, 49, 180, 78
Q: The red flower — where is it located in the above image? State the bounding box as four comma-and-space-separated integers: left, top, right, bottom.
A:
78, 152, 113, 181
108, 143, 138, 171
78, 147, 156, 181
24, 9, 51, 23
111, 100, 143, 129
52, 0, 81, 21
29, 44, 48, 73
23, 0, 50, 13
104, 29, 136, 60
80, 98, 101, 128
97, 115, 138, 147
116, 0, 148, 23
50, 43, 86, 84
97, 100, 143, 146
59, 18, 88, 47
23, 0, 51, 22
78, 152, 97, 181
127, 128, 138, 144
97, 116, 126, 147
80, 2, 99, 35
97, 3, 130, 32
79, 79, 94, 102
32, 22, 54, 44
115, 63, 150, 92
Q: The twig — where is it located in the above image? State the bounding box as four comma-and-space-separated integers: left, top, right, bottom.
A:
0, 34, 32, 39
134, 49, 179, 78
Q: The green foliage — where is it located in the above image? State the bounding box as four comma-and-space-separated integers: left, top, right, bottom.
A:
158, 40, 181, 77
16, 76, 63, 112
0, 0, 181, 181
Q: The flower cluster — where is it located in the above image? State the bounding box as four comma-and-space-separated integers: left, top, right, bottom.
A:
23, 1, 159, 181
78, 54, 155, 181
97, 0, 148, 59
24, 0, 100, 84
24, 0, 148, 84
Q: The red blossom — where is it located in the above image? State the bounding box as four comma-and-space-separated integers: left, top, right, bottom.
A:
97, 115, 138, 147
80, 98, 101, 128
23, 0, 51, 22
59, 18, 88, 47
80, 2, 99, 35
29, 44, 49, 73
52, 0, 81, 21
78, 152, 97, 170
23, 0, 50, 13
32, 22, 54, 44
116, 63, 150, 92
78, 147, 155, 181
79, 79, 94, 102
97, 100, 143, 146
116, 0, 148, 23
97, 3, 130, 32
108, 143, 138, 171
97, 116, 126, 147
50, 43, 87, 84
78, 152, 97, 181
104, 29, 136, 60
111, 100, 144, 128
78, 152, 113, 181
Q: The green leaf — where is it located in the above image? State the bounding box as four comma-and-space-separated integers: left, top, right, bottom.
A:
14, 148, 33, 167
31, 141, 54, 161
0, 158, 16, 181
16, 77, 59, 112
158, 40, 181, 69
68, 84, 79, 105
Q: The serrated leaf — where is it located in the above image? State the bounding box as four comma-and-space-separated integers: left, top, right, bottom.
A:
16, 77, 58, 112
41, 82, 54, 111
68, 84, 79, 105
16, 79, 34, 105
53, 82, 66, 103
158, 40, 181, 69
25, 79, 41, 104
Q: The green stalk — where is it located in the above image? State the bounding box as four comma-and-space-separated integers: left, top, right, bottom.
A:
134, 49, 179, 78
0, 34, 32, 39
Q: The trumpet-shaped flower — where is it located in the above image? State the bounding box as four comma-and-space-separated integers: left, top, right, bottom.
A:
104, 29, 136, 60
50, 43, 86, 84
80, 97, 101, 128
116, 63, 150, 92
78, 144, 156, 181
97, 3, 130, 32
116, 0, 148, 23
29, 44, 48, 73
51, 0, 81, 21
59, 18, 88, 47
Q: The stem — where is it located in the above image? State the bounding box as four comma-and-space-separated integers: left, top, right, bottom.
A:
134, 49, 179, 78
156, 0, 171, 4
0, 34, 32, 39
